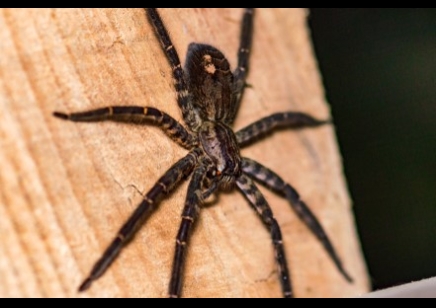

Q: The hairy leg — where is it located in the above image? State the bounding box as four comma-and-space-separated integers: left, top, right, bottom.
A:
237, 174, 293, 298
236, 112, 329, 147
168, 162, 210, 297
78, 149, 200, 292
53, 106, 196, 148
241, 157, 353, 282
146, 8, 201, 130
230, 8, 255, 124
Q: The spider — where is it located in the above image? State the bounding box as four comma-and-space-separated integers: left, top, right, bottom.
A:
53, 8, 352, 298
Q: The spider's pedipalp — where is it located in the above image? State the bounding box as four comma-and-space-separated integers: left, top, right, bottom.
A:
236, 174, 293, 298
241, 158, 353, 283
78, 149, 200, 292
53, 106, 196, 149
236, 112, 330, 147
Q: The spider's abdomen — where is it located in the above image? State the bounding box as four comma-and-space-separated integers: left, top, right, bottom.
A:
185, 43, 236, 123
199, 121, 241, 179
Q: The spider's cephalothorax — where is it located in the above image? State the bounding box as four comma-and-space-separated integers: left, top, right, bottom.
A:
53, 8, 352, 298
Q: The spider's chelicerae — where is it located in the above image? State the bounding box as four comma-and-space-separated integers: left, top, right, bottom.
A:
54, 8, 352, 298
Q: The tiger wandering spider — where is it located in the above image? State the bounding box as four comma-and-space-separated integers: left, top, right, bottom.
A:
53, 8, 352, 298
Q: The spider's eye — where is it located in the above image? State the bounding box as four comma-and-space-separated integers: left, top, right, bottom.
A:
206, 168, 217, 178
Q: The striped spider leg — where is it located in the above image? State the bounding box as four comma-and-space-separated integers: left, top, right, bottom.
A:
77, 148, 201, 292
240, 158, 353, 284
53, 8, 351, 298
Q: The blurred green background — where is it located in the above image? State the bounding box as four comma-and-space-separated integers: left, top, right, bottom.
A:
309, 8, 436, 291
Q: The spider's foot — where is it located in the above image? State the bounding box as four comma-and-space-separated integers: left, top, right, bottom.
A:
78, 278, 93, 292
341, 268, 354, 284
312, 118, 332, 126
53, 112, 70, 120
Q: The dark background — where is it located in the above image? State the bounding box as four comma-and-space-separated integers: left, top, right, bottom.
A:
308, 8, 436, 291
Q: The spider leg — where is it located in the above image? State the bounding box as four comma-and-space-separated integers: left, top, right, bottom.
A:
146, 8, 201, 130
78, 149, 200, 292
236, 112, 330, 147
241, 157, 353, 283
230, 8, 254, 123
169, 160, 213, 298
53, 106, 196, 149
236, 174, 293, 298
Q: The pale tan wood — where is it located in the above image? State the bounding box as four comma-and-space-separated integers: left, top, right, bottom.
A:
0, 8, 369, 298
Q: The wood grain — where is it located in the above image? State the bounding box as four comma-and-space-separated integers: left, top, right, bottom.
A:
0, 8, 369, 298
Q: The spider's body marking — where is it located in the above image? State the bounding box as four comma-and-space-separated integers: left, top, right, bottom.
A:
53, 8, 352, 298
199, 121, 241, 180
186, 43, 234, 124
202, 54, 217, 75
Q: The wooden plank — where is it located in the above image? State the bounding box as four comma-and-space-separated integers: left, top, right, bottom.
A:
0, 8, 369, 298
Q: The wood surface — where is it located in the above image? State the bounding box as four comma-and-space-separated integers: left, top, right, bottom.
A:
0, 8, 369, 298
